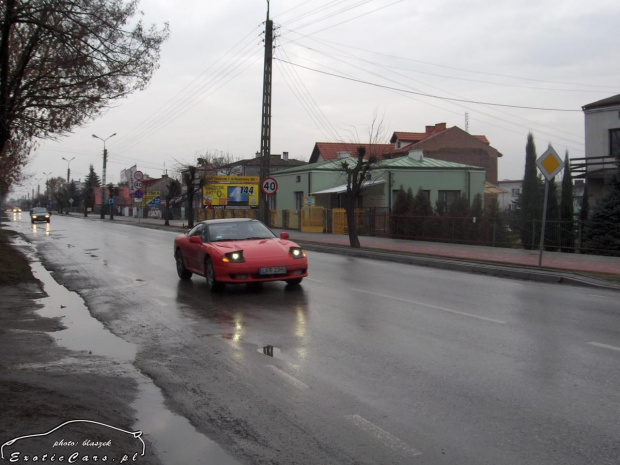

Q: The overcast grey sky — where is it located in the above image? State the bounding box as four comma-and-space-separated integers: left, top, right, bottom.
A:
13, 0, 620, 198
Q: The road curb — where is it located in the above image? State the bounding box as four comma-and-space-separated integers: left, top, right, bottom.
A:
295, 241, 620, 291
62, 214, 620, 291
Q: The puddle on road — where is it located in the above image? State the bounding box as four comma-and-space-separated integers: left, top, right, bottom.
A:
32, 259, 137, 361
20, 238, 240, 465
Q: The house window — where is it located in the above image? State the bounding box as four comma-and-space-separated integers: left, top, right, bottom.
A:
438, 190, 460, 206
610, 128, 620, 158
511, 188, 521, 196
294, 191, 304, 210
296, 175, 301, 183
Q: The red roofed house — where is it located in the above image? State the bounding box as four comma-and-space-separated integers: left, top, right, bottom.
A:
309, 123, 503, 203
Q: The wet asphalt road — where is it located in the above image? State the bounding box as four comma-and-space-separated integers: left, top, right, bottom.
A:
9, 214, 620, 465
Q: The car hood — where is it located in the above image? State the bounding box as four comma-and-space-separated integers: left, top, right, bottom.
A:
212, 238, 298, 257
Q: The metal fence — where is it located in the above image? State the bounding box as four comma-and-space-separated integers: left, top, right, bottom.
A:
269, 207, 619, 256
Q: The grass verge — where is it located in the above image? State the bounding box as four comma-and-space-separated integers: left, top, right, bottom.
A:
0, 228, 36, 285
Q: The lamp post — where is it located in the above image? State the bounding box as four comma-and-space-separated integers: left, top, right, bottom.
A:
62, 157, 75, 183
92, 133, 116, 219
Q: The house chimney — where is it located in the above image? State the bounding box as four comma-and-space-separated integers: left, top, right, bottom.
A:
425, 125, 434, 134
436, 122, 447, 132
255, 151, 261, 158
283, 151, 289, 160
408, 149, 424, 161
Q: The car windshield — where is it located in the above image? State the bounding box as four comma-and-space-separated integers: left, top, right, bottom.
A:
32, 208, 48, 214
208, 220, 276, 242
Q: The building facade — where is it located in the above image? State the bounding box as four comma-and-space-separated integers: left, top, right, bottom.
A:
578, 94, 620, 206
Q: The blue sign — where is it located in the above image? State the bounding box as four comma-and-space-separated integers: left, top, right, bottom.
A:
134, 189, 143, 199
108, 198, 114, 206
147, 196, 161, 207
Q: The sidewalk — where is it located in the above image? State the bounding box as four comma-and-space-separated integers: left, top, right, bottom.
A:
70, 213, 620, 289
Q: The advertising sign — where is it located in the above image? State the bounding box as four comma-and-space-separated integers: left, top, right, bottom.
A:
202, 176, 259, 208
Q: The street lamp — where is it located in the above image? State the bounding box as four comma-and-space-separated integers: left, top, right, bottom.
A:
92, 133, 116, 219
62, 157, 75, 183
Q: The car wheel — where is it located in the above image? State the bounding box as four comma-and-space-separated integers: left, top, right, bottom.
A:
175, 250, 192, 280
205, 257, 223, 292
286, 278, 303, 286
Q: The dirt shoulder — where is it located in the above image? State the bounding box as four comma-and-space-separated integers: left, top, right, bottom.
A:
0, 228, 160, 464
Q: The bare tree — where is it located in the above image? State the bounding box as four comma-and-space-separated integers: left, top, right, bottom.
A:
47, 176, 66, 213
340, 114, 385, 248
0, 0, 169, 192
181, 165, 201, 229
164, 178, 181, 226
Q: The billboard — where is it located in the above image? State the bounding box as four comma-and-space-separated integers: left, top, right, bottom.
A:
202, 176, 259, 208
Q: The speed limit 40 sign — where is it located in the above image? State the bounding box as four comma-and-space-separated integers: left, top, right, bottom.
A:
261, 177, 278, 195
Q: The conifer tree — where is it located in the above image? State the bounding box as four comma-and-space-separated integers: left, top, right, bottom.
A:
82, 164, 100, 217
517, 133, 544, 249
391, 186, 412, 236
559, 152, 575, 252
579, 181, 590, 253
544, 177, 560, 251
583, 156, 620, 255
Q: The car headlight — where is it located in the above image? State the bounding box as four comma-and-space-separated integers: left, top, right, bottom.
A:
290, 247, 306, 259
221, 251, 245, 263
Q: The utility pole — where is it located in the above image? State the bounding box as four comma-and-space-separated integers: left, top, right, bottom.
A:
92, 133, 116, 219
259, 0, 273, 225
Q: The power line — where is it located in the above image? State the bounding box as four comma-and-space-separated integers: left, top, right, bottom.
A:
275, 46, 343, 142
278, 37, 585, 146
110, 26, 263, 155
274, 58, 582, 112
281, 33, 609, 95
281, 0, 406, 39
278, 31, 618, 92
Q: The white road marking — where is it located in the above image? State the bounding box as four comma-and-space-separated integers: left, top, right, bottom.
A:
588, 342, 620, 352
345, 414, 421, 457
351, 288, 506, 324
305, 277, 323, 283
266, 365, 309, 390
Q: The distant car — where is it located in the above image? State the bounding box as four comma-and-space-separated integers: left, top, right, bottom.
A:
173, 218, 308, 291
12, 207, 21, 213
30, 207, 51, 223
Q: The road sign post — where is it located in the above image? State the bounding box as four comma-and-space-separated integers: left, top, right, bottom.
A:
536, 147, 565, 267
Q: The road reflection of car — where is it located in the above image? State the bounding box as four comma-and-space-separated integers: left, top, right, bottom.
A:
30, 207, 51, 223
174, 218, 308, 292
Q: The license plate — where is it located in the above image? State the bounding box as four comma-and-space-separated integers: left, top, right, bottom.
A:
259, 266, 287, 275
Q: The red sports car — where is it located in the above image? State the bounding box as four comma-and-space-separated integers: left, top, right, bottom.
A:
173, 218, 308, 291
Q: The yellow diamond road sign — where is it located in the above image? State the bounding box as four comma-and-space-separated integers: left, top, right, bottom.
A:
536, 146, 564, 181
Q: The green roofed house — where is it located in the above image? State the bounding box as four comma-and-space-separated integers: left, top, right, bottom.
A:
271, 150, 486, 212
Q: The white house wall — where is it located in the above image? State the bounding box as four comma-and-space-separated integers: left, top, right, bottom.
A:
584, 105, 620, 164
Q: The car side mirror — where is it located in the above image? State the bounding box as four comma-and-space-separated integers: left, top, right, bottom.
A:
189, 236, 202, 244
280, 232, 289, 240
